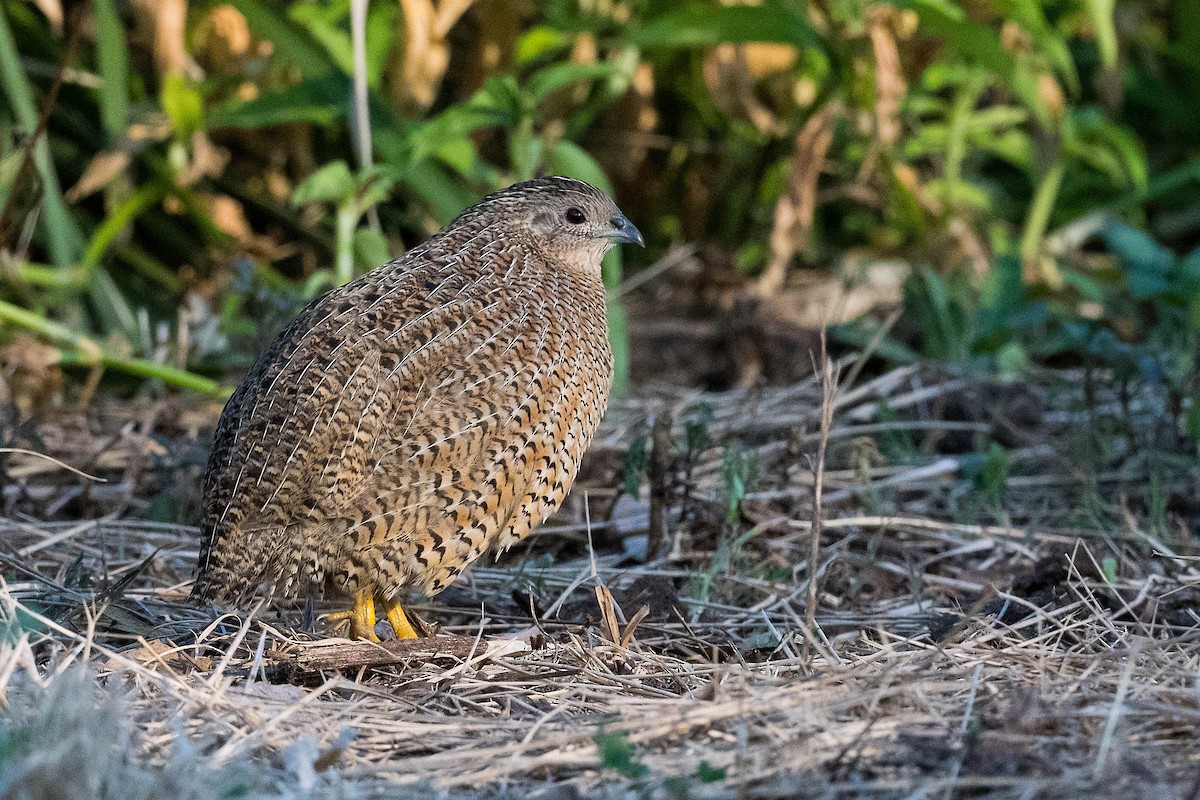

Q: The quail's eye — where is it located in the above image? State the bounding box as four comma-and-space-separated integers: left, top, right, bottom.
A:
565, 207, 586, 224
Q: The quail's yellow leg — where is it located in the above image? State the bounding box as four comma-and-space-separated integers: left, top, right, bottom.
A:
379, 595, 419, 640
324, 588, 380, 641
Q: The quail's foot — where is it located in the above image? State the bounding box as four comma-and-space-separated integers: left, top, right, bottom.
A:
380, 595, 419, 640
323, 587, 380, 641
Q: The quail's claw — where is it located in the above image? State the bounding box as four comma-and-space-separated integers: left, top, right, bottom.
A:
323, 588, 380, 641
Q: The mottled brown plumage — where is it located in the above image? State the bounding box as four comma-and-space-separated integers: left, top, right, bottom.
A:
191, 177, 643, 638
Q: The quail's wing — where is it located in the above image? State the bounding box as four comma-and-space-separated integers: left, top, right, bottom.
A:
202, 256, 515, 536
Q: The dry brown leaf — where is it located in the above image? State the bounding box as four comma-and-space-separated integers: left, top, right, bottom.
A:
64, 151, 131, 202
126, 118, 174, 144
31, 0, 63, 36
754, 106, 836, 298
892, 161, 940, 216
205, 194, 252, 241
619, 605, 649, 648
594, 585, 622, 645
702, 0, 797, 131
199, 193, 294, 262
66, 120, 172, 202
193, 4, 254, 75
589, 61, 657, 184
1000, 20, 1032, 55
1038, 72, 1066, 126
178, 132, 230, 187
390, 0, 477, 112
0, 334, 64, 412
132, 0, 197, 79
126, 638, 214, 672
947, 216, 992, 275
703, 43, 793, 136
866, 4, 907, 148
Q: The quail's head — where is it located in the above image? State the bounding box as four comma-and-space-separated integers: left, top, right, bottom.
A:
458, 176, 644, 274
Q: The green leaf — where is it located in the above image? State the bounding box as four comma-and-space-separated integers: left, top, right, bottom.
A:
354, 226, 390, 271
1086, 0, 1118, 69
979, 255, 1025, 339
293, 161, 355, 205
289, 2, 354, 77
516, 25, 570, 64
830, 319, 922, 364
720, 443, 756, 523
409, 96, 512, 163
225, 0, 337, 77
545, 139, 614, 194
904, 0, 1050, 125
208, 75, 350, 129
1175, 248, 1200, 297
528, 61, 619, 101
622, 437, 647, 495
355, 165, 399, 210
979, 129, 1034, 169
925, 178, 993, 212
635, 5, 814, 48
594, 731, 648, 779
971, 442, 1009, 507
365, 1, 397, 88
401, 77, 523, 166
433, 137, 488, 178
994, 342, 1030, 375
992, 0, 1080, 95
697, 761, 727, 783
81, 182, 165, 273
1101, 556, 1118, 584
606, 299, 629, 401
161, 74, 205, 137
1065, 108, 1148, 190
1101, 220, 1174, 299
86, 268, 142, 349
391, 159, 480, 224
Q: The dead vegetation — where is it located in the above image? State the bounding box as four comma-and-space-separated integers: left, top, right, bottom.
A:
2, 361, 1200, 798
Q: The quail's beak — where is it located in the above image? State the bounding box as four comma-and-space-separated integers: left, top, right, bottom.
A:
602, 213, 645, 247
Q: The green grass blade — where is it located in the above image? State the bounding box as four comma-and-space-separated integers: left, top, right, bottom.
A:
81, 182, 165, 272
61, 349, 228, 395
0, 298, 226, 395
0, 7, 37, 130
1020, 159, 1065, 270
1086, 0, 1118, 69
0, 5, 83, 267
606, 301, 629, 401
80, 183, 167, 348
93, 0, 129, 137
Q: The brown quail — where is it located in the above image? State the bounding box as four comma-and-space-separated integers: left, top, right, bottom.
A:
191, 177, 644, 640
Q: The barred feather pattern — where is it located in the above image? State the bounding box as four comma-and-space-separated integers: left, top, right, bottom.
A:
192, 177, 621, 606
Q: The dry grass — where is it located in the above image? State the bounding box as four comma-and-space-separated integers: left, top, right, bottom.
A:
2, 361, 1199, 798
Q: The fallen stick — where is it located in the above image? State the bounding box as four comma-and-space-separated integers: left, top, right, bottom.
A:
280, 634, 488, 674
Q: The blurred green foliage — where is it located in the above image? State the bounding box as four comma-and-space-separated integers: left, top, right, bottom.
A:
0, 0, 1196, 421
